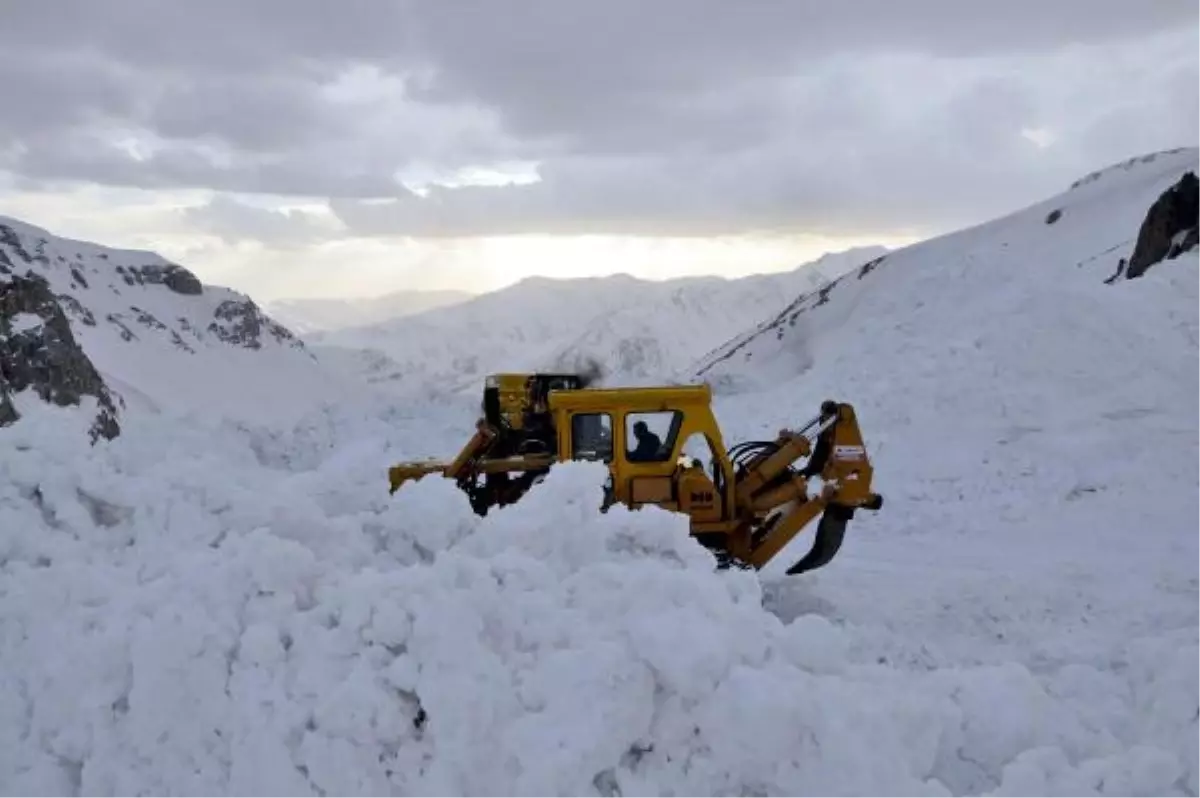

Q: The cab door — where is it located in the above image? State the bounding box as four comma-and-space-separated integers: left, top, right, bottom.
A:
620, 409, 684, 508
562, 410, 618, 507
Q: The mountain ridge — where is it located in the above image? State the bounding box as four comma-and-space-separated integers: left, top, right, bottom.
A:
0, 213, 352, 435
265, 287, 474, 334
307, 245, 889, 394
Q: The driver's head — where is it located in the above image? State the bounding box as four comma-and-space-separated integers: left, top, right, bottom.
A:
633, 420, 649, 438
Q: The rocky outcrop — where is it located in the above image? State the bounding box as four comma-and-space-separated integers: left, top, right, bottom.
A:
0, 273, 121, 442
114, 262, 204, 295
0, 213, 328, 432
208, 298, 305, 351
0, 222, 49, 268
1126, 171, 1199, 279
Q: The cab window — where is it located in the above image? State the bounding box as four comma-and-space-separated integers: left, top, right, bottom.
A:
625, 411, 683, 463
571, 413, 613, 462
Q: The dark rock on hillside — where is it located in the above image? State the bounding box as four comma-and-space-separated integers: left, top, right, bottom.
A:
1126, 171, 1199, 279
0, 273, 121, 443
138, 263, 204, 295
208, 298, 305, 351
0, 223, 42, 266
115, 262, 204, 295
1103, 258, 1128, 285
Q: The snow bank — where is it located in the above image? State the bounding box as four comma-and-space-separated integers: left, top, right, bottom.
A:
2, 409, 1195, 796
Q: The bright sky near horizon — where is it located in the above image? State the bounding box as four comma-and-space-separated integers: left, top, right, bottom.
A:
1, 0, 1196, 301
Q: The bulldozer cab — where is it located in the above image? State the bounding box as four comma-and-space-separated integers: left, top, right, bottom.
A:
388, 372, 883, 577
480, 372, 586, 457
548, 384, 733, 521
484, 372, 584, 428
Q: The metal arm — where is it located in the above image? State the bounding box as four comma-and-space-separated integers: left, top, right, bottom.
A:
727, 402, 882, 571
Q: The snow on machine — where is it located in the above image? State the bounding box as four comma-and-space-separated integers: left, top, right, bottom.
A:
388, 373, 883, 574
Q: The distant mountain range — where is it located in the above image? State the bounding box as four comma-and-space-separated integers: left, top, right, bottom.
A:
264, 289, 473, 334
303, 247, 888, 396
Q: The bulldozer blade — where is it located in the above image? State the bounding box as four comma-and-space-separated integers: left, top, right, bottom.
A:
388, 460, 451, 494
473, 454, 556, 474
784, 506, 850, 575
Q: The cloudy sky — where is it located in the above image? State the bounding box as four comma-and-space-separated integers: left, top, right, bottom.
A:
1, 1, 1196, 301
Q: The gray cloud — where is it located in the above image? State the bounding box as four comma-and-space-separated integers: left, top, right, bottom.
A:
178, 197, 339, 247
0, 0, 416, 73
398, 0, 1196, 144
0, 0, 1196, 240
331, 26, 1200, 239
11, 133, 402, 199
150, 77, 346, 152
0, 51, 145, 142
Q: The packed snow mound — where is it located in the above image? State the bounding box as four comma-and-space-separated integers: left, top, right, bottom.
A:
0, 214, 352, 427
308, 246, 886, 395
3, 402, 1197, 795
265, 288, 473, 335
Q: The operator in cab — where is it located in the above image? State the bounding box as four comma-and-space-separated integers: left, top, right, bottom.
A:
628, 419, 662, 462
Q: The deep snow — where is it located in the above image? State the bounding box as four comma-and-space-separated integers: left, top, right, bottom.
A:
1, 149, 1197, 797
1, 393, 1195, 795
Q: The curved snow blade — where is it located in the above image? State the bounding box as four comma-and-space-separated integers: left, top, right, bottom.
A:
785, 509, 848, 575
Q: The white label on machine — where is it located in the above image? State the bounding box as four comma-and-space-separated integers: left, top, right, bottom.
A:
834, 445, 866, 460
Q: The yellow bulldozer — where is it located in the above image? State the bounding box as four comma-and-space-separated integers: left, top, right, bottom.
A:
388, 372, 883, 575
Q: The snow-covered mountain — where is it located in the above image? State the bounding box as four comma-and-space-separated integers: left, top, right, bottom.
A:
0, 215, 351, 432
264, 288, 473, 335
691, 147, 1199, 396
308, 246, 887, 395
1, 147, 1197, 796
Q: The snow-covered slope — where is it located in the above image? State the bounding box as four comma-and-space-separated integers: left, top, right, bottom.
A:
693, 147, 1199, 394
682, 146, 1200, 792
1, 149, 1196, 797
264, 288, 473, 335
0, 215, 352, 427
310, 246, 887, 395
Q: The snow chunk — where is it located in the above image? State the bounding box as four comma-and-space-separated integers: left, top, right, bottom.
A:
8, 312, 43, 334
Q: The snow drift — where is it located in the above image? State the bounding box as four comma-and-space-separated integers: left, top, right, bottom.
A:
3, 413, 1194, 796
